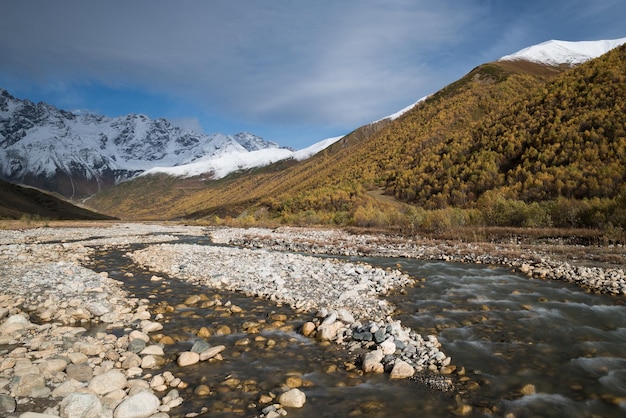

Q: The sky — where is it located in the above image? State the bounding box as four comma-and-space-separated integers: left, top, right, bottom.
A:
1, 1, 625, 150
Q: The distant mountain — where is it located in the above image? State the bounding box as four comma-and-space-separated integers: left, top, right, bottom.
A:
85, 38, 626, 228
0, 179, 116, 220
0, 89, 286, 198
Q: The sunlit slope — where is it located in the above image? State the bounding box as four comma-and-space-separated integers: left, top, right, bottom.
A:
87, 45, 625, 222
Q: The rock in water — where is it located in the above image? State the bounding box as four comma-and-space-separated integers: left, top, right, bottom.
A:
362, 349, 384, 373
390, 360, 415, 379
278, 388, 306, 408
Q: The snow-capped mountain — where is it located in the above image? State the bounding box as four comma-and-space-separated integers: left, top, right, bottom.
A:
499, 37, 626, 66
142, 135, 344, 179
0, 88, 286, 197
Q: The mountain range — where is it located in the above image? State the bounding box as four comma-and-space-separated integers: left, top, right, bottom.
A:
0, 92, 326, 198
2, 37, 626, 226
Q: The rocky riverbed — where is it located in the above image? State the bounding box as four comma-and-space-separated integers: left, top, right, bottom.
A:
0, 223, 624, 418
210, 226, 626, 296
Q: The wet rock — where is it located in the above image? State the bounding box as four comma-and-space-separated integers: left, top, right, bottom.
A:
362, 349, 384, 373
390, 360, 415, 379
278, 388, 306, 408
199, 345, 225, 361
190, 340, 211, 353
177, 351, 200, 367
301, 322, 316, 337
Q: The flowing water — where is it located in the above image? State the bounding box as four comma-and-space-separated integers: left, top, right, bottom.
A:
86, 238, 626, 417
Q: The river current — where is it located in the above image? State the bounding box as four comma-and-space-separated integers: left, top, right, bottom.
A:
87, 237, 626, 417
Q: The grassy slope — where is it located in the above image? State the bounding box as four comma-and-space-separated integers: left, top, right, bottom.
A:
0, 179, 116, 220
86, 46, 625, 222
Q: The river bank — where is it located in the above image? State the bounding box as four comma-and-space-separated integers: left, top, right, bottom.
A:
209, 226, 626, 296
0, 223, 624, 417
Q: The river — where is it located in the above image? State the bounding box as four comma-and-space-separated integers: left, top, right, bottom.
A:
87, 237, 626, 417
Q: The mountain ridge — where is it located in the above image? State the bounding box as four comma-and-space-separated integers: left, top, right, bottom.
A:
0, 88, 286, 197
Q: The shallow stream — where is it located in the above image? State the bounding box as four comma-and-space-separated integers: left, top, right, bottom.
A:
86, 238, 626, 417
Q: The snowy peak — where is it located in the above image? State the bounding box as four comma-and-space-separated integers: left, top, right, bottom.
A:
499, 37, 626, 66
0, 89, 285, 197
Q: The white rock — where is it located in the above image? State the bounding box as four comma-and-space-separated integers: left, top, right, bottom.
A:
139, 345, 164, 356
177, 352, 199, 367
88, 369, 127, 395
362, 349, 384, 373
113, 390, 160, 418
278, 388, 306, 408
199, 345, 226, 361
59, 392, 104, 418
390, 360, 415, 379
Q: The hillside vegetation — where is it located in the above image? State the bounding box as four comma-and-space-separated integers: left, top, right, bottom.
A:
87, 45, 626, 235
0, 179, 116, 221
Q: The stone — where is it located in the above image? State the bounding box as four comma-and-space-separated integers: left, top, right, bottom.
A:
316, 321, 344, 342
380, 340, 396, 355
362, 349, 384, 373
190, 340, 211, 353
89, 369, 127, 395
67, 352, 89, 364
215, 325, 231, 335
12, 373, 46, 397
285, 376, 303, 388
141, 355, 161, 369
278, 388, 306, 408
520, 384, 536, 395
0, 314, 31, 334
85, 302, 110, 317
199, 345, 226, 361
17, 413, 60, 418
128, 339, 146, 354
52, 379, 86, 398
72, 341, 103, 356
140, 320, 163, 333
38, 358, 69, 376
129, 330, 150, 342
390, 360, 415, 379
139, 345, 164, 356
301, 322, 316, 337
0, 394, 16, 414
59, 392, 104, 418
177, 351, 200, 367
66, 363, 94, 382
337, 309, 355, 324
113, 390, 160, 418
194, 384, 211, 396
121, 353, 141, 369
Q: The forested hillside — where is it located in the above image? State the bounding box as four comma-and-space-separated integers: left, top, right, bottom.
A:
87, 45, 626, 232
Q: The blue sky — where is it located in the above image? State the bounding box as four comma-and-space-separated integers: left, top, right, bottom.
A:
1, 0, 625, 149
